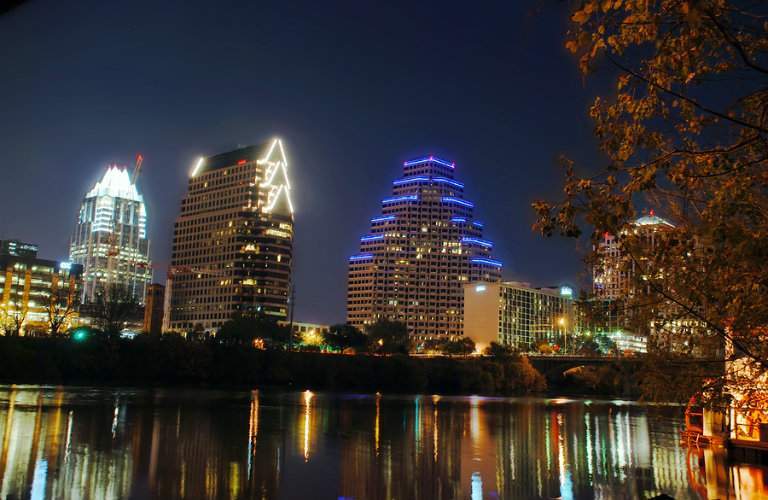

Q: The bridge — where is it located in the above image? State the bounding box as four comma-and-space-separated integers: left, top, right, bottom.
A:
525, 354, 642, 382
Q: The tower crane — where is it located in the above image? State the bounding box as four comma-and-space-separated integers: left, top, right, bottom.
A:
131, 154, 144, 185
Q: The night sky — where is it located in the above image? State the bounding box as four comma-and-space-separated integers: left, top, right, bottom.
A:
0, 1, 603, 324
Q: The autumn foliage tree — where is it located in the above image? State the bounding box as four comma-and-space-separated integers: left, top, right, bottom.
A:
534, 1, 768, 402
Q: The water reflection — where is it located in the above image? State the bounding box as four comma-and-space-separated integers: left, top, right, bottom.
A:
0, 385, 764, 499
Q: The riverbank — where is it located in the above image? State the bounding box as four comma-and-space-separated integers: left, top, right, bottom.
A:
0, 336, 548, 396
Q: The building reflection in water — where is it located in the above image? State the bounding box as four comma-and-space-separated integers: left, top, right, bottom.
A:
0, 385, 765, 499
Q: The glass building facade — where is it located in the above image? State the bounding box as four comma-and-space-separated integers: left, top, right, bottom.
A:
464, 281, 575, 352
168, 139, 294, 331
69, 166, 151, 304
346, 156, 502, 339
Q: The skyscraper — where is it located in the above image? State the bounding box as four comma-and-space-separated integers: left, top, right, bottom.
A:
168, 138, 294, 332
592, 212, 675, 300
69, 166, 151, 304
346, 156, 502, 340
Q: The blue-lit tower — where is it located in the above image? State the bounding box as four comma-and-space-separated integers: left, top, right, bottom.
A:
346, 156, 502, 340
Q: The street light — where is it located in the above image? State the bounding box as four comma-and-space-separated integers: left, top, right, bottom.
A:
557, 317, 567, 353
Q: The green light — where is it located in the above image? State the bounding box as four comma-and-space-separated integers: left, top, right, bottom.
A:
72, 329, 88, 342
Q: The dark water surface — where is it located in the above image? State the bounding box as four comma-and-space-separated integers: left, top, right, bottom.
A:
0, 385, 765, 499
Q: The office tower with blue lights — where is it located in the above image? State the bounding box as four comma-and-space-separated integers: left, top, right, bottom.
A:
346, 156, 502, 340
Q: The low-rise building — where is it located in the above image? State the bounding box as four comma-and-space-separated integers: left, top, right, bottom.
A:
143, 283, 165, 335
0, 240, 83, 335
464, 281, 575, 353
279, 321, 330, 343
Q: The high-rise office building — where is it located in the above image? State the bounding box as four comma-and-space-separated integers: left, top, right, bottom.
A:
0, 240, 83, 335
168, 138, 294, 332
591, 212, 697, 354
464, 281, 575, 352
592, 212, 674, 299
69, 165, 151, 304
346, 155, 502, 340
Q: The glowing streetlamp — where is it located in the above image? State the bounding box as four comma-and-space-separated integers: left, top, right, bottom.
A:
557, 317, 567, 353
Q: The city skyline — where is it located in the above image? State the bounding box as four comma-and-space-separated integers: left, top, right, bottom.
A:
0, 1, 597, 324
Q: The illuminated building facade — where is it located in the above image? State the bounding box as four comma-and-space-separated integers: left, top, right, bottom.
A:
346, 156, 502, 340
592, 212, 675, 300
0, 240, 83, 335
464, 281, 575, 352
590, 213, 704, 353
168, 138, 294, 331
69, 166, 151, 304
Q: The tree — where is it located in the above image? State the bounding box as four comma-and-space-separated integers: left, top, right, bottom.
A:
217, 314, 291, 347
593, 333, 618, 356
536, 342, 554, 355
1, 309, 25, 337
534, 1, 768, 402
420, 337, 450, 354
443, 337, 476, 356
93, 284, 139, 338
575, 337, 600, 356
323, 324, 368, 352
48, 284, 79, 336
217, 317, 256, 345
366, 320, 411, 354
483, 341, 517, 358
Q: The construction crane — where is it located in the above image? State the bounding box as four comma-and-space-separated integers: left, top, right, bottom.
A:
131, 154, 143, 185
169, 266, 228, 278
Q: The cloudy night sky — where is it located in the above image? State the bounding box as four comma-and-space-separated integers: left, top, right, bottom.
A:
0, 0, 604, 324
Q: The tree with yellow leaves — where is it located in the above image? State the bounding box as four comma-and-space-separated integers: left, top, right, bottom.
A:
534, 0, 768, 403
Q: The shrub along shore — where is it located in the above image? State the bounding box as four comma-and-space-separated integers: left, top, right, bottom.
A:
0, 335, 548, 396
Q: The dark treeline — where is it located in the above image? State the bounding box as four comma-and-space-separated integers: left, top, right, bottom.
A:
0, 336, 547, 396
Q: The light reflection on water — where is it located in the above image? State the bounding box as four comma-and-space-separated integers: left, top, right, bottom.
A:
0, 385, 764, 499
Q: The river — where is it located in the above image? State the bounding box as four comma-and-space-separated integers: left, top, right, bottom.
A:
0, 385, 764, 499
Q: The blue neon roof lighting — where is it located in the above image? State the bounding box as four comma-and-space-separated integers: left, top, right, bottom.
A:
393, 176, 464, 189
349, 254, 374, 261
472, 221, 484, 228
360, 235, 384, 242
471, 258, 503, 267
383, 195, 418, 204
371, 215, 395, 223
393, 176, 430, 186
432, 177, 464, 189
441, 197, 474, 208
403, 156, 455, 168
451, 217, 467, 223
461, 237, 493, 248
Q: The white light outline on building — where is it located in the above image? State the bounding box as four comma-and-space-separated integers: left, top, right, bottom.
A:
258, 138, 294, 214
191, 157, 205, 177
